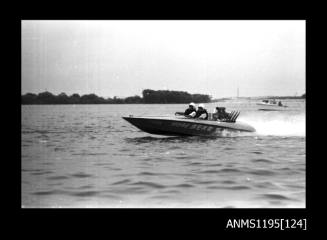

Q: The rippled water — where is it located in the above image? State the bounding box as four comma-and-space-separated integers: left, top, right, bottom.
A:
21, 99, 305, 208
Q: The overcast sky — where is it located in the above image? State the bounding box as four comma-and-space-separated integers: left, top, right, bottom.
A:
22, 20, 305, 98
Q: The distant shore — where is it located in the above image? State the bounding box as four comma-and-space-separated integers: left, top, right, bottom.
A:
212, 95, 305, 102
21, 89, 211, 105
22, 90, 305, 105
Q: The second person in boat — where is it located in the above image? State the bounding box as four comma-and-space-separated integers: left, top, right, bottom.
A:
194, 103, 208, 120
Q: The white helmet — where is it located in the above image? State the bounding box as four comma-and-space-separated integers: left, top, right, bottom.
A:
198, 103, 205, 109
189, 102, 195, 107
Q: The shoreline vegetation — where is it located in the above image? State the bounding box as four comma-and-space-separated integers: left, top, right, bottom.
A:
21, 89, 305, 105
212, 94, 305, 102
21, 89, 211, 105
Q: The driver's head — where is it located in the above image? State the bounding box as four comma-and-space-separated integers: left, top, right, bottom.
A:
189, 102, 195, 109
198, 104, 205, 109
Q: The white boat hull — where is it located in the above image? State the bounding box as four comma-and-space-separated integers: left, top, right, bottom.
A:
257, 102, 288, 111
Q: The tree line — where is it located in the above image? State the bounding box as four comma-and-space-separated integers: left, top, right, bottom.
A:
142, 89, 211, 103
21, 89, 212, 104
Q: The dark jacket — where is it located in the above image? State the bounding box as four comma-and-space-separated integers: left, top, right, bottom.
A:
194, 108, 208, 119
184, 107, 196, 116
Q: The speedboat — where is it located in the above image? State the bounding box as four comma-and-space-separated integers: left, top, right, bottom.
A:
122, 114, 256, 137
257, 99, 288, 111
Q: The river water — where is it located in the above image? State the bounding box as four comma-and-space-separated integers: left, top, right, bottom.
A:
21, 99, 305, 208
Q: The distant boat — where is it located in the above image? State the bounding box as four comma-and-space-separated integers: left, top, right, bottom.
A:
257, 99, 288, 111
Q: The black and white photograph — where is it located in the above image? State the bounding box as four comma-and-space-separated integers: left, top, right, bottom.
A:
21, 20, 305, 208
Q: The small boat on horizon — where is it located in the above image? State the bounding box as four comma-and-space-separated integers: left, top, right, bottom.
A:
257, 99, 288, 111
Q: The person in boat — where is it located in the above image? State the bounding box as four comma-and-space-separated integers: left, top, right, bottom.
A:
194, 103, 208, 120
212, 107, 220, 120
184, 102, 197, 117
278, 101, 283, 106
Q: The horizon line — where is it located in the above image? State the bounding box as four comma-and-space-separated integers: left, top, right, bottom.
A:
21, 90, 305, 99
